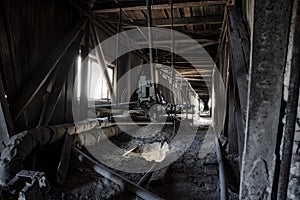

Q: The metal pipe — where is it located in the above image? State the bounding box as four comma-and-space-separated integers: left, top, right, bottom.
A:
277, 1, 300, 198
72, 147, 163, 200
215, 137, 228, 200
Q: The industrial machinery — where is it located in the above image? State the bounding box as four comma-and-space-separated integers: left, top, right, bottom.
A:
2, 170, 50, 200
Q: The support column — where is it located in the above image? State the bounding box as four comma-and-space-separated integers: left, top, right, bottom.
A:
0, 69, 13, 142
80, 20, 90, 120
0, 103, 8, 143
240, 0, 293, 199
146, 0, 157, 102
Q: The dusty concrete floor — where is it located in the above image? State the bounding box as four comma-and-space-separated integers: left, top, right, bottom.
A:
45, 122, 239, 200
145, 126, 219, 200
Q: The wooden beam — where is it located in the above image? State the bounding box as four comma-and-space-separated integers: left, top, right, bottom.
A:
182, 74, 212, 77
226, 8, 250, 162
192, 84, 211, 88
186, 78, 211, 82
227, 8, 249, 122
157, 42, 218, 61
56, 134, 74, 185
181, 29, 222, 37
180, 69, 212, 74
0, 6, 15, 135
11, 18, 87, 121
120, 16, 223, 28
134, 38, 217, 45
67, 0, 150, 63
79, 24, 90, 121
160, 61, 214, 65
194, 88, 209, 91
93, 0, 227, 13
91, 22, 115, 101
0, 4, 19, 100
0, 74, 11, 146
43, 33, 83, 126
53, 28, 85, 187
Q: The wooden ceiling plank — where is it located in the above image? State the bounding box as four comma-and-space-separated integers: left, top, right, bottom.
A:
183, 7, 193, 31
119, 15, 223, 28
93, 1, 227, 13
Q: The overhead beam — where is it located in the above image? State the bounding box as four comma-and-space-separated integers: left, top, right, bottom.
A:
182, 74, 212, 77
186, 78, 211, 82
120, 16, 223, 28
180, 69, 212, 74
159, 61, 214, 65
67, 0, 150, 63
134, 38, 218, 45
195, 89, 209, 91
93, 0, 227, 13
157, 43, 218, 61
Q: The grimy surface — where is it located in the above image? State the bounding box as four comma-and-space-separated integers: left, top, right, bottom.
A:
45, 124, 226, 200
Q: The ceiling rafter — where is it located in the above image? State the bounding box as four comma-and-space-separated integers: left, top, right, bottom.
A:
93, 0, 227, 13
97, 15, 223, 28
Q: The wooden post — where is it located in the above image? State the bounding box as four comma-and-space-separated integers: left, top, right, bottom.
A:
91, 22, 115, 101
146, 0, 157, 102
43, 33, 83, 125
56, 26, 87, 185
79, 22, 90, 120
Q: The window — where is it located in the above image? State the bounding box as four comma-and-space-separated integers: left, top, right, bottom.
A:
88, 60, 113, 100
77, 56, 113, 101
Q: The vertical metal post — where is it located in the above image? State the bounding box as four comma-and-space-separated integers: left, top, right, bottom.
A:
115, 7, 122, 105
146, 0, 157, 101
80, 20, 90, 120
170, 0, 176, 105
